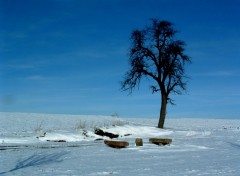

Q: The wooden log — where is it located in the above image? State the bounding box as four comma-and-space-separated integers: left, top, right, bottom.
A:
104, 140, 129, 148
46, 139, 66, 142
149, 138, 172, 145
135, 138, 143, 146
95, 128, 119, 139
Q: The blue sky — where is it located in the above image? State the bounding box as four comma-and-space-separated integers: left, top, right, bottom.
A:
0, 0, 240, 119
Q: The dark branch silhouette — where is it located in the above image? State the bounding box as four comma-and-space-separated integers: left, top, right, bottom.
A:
121, 19, 191, 128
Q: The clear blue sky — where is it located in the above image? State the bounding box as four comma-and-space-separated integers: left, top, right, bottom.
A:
0, 0, 240, 119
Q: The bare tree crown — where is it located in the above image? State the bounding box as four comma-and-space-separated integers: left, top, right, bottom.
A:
122, 19, 191, 104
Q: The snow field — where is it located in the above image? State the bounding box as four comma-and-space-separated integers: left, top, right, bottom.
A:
0, 112, 240, 175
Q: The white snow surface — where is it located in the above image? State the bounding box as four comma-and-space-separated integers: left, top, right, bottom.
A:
0, 112, 239, 175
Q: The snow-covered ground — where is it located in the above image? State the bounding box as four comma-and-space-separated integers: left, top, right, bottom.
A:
0, 112, 239, 175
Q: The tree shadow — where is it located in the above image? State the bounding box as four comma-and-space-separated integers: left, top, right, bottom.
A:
0, 151, 69, 175
227, 142, 240, 149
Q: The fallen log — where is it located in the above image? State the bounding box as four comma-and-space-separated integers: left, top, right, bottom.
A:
149, 138, 172, 145
46, 140, 66, 142
95, 128, 119, 139
104, 140, 129, 148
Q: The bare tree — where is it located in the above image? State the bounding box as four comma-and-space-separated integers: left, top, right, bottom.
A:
121, 19, 191, 128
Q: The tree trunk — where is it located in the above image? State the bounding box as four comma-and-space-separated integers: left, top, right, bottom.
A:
158, 94, 167, 128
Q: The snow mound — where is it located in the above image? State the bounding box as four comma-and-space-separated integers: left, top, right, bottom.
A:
101, 125, 173, 138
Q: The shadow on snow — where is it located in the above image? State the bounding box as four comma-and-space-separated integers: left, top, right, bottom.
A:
227, 142, 240, 149
0, 151, 69, 175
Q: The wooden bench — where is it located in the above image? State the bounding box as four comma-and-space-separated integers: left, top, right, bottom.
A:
104, 140, 129, 148
149, 138, 172, 145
